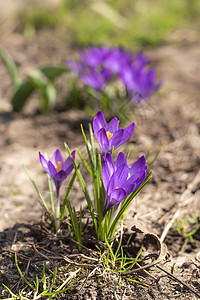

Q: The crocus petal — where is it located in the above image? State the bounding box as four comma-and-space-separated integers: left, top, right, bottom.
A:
125, 169, 147, 190
96, 128, 110, 154
129, 155, 146, 176
107, 117, 118, 133
103, 188, 126, 217
47, 161, 57, 177
101, 153, 115, 191
53, 170, 68, 182
115, 152, 127, 169
63, 150, 75, 171
123, 183, 137, 196
39, 153, 50, 174
110, 123, 134, 150
121, 123, 135, 144
93, 111, 107, 135
51, 149, 63, 169
109, 130, 124, 151
107, 164, 129, 196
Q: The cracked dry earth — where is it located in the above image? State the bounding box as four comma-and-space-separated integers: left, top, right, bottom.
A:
0, 30, 200, 299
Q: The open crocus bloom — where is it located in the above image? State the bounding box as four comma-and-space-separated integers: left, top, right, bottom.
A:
93, 111, 135, 155
101, 152, 147, 217
39, 149, 75, 198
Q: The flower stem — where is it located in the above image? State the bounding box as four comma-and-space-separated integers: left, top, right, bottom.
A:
54, 188, 61, 232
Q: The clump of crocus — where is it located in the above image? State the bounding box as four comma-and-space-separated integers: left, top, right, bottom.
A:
64, 110, 153, 242
93, 111, 134, 155
101, 152, 147, 217
67, 46, 161, 106
39, 149, 75, 230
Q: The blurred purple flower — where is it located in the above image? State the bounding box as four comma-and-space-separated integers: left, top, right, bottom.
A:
81, 68, 111, 90
80, 46, 109, 67
67, 46, 161, 101
132, 52, 150, 69
120, 66, 161, 102
103, 48, 132, 75
39, 149, 75, 198
67, 60, 84, 75
102, 152, 147, 217
93, 111, 134, 155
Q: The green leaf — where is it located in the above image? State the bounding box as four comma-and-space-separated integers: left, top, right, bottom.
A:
2, 283, 18, 299
80, 124, 95, 171
28, 69, 49, 89
10, 65, 67, 112
15, 253, 34, 290
24, 165, 50, 215
76, 148, 92, 177
11, 80, 35, 112
65, 142, 98, 236
28, 69, 57, 112
45, 81, 57, 111
39, 65, 68, 80
47, 174, 56, 218
148, 149, 161, 171
0, 48, 21, 88
60, 170, 77, 219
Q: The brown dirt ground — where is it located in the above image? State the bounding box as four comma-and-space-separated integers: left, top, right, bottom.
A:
0, 29, 200, 299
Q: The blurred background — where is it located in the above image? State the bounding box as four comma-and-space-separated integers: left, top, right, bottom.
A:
1, 0, 199, 48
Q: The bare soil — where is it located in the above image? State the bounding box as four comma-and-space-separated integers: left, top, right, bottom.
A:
0, 30, 200, 299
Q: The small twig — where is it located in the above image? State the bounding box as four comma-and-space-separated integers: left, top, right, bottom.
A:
156, 265, 200, 298
160, 209, 180, 242
32, 245, 51, 261
80, 254, 99, 262
135, 262, 157, 281
122, 288, 126, 300
63, 256, 95, 268
33, 245, 96, 267
70, 238, 91, 251
11, 231, 18, 250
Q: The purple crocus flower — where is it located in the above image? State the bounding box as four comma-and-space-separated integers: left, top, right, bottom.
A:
132, 52, 150, 69
80, 46, 109, 67
120, 65, 161, 103
81, 68, 111, 91
39, 149, 75, 198
103, 48, 132, 75
102, 152, 147, 217
93, 111, 135, 155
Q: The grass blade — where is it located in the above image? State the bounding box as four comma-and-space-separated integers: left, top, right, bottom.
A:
24, 165, 50, 213
76, 148, 92, 176
64, 143, 98, 236
15, 253, 34, 290
60, 170, 77, 219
